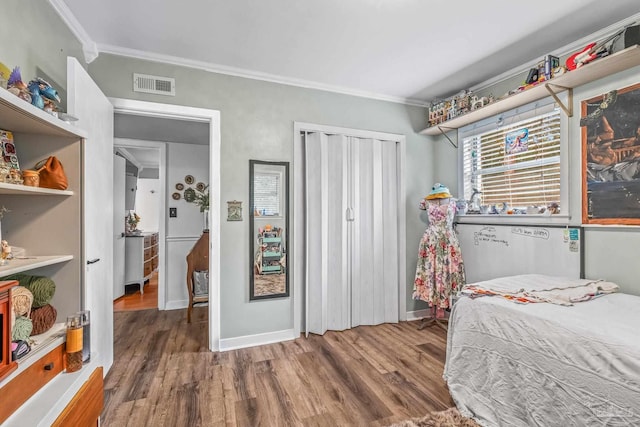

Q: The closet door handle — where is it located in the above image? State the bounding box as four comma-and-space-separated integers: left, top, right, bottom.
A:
345, 208, 355, 222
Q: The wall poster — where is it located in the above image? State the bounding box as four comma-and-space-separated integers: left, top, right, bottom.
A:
581, 82, 640, 225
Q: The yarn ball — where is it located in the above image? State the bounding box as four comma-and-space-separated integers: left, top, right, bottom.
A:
12, 286, 34, 317
12, 315, 33, 341
1, 273, 55, 307
30, 304, 58, 336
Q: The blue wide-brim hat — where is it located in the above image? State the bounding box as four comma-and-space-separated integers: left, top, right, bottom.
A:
425, 183, 452, 200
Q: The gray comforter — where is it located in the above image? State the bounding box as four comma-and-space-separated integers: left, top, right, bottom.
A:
444, 293, 640, 426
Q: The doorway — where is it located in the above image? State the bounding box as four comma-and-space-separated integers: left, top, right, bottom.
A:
113, 140, 164, 312
109, 98, 221, 351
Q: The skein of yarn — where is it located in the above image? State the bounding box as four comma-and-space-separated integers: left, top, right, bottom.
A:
12, 286, 33, 317
12, 316, 33, 341
30, 304, 58, 335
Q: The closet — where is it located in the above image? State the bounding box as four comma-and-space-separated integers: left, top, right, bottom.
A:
303, 131, 402, 335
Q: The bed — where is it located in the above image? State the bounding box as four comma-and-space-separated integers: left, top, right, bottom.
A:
444, 275, 640, 426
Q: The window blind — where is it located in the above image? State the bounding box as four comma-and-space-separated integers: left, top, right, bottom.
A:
462, 107, 561, 209
253, 172, 281, 216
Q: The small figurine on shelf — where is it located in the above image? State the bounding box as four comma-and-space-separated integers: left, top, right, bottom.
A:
27, 78, 61, 113
6, 67, 31, 104
1, 240, 11, 265
126, 211, 141, 233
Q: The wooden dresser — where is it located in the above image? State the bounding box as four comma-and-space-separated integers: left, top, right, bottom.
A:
125, 232, 159, 294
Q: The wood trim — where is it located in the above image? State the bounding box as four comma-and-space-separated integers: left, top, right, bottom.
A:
52, 366, 104, 427
0, 343, 64, 424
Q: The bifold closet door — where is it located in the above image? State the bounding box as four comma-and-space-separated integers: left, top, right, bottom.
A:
304, 133, 399, 336
305, 132, 350, 335
350, 137, 399, 327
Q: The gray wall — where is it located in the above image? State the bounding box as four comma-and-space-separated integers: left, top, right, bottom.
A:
0, 0, 85, 109
88, 54, 433, 337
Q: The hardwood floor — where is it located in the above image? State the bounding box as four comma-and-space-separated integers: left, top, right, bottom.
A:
113, 272, 158, 312
102, 308, 453, 426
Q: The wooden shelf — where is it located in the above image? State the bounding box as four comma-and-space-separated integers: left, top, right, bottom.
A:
0, 324, 65, 387
420, 45, 640, 136
0, 182, 73, 196
0, 88, 87, 138
0, 255, 74, 277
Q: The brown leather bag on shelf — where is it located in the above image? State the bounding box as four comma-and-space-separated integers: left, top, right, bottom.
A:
35, 156, 68, 190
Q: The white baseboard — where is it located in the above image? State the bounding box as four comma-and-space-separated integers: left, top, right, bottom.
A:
164, 299, 189, 310
219, 329, 296, 352
406, 309, 429, 321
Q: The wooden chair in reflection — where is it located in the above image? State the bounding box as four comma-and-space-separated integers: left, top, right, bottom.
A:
186, 230, 209, 323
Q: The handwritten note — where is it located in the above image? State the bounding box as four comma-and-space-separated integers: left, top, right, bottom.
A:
473, 227, 509, 247
511, 227, 549, 239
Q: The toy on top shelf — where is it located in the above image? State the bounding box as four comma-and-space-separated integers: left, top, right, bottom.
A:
0, 63, 10, 89
427, 90, 495, 128
7, 67, 32, 104
27, 78, 61, 113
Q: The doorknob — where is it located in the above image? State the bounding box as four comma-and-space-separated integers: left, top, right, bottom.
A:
87, 258, 100, 265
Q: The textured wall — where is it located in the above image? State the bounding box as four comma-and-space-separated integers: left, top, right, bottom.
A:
0, 0, 85, 109
87, 53, 432, 337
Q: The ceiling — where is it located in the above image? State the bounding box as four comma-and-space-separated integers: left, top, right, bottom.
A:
61, 0, 640, 104
114, 113, 209, 145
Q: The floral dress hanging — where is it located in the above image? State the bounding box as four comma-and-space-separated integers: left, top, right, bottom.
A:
413, 195, 465, 309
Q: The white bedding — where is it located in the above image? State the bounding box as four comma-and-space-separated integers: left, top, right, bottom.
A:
444, 292, 640, 426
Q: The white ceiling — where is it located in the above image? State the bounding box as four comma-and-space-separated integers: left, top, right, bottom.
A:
61, 0, 640, 103
114, 113, 209, 146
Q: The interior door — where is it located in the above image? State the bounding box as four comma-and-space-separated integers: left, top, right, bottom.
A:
67, 57, 115, 372
113, 155, 126, 300
304, 133, 399, 335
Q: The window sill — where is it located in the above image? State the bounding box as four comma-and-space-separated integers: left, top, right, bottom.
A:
456, 213, 571, 226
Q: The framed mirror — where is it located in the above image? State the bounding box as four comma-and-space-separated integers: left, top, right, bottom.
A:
249, 160, 289, 300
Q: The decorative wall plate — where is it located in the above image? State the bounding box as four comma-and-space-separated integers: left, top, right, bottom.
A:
175, 183, 184, 190
172, 192, 181, 200
184, 175, 195, 185
184, 187, 196, 202
196, 182, 206, 192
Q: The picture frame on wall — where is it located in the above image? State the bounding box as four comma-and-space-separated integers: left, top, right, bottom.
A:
227, 200, 242, 221
581, 82, 640, 225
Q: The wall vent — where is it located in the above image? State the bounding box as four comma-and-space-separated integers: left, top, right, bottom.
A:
133, 73, 175, 96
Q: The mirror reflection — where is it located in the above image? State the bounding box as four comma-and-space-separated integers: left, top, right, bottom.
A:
250, 160, 289, 300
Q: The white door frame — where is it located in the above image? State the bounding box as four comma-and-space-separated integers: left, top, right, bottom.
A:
293, 122, 407, 337
110, 97, 221, 351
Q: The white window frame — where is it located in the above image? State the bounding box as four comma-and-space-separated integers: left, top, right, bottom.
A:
457, 98, 570, 225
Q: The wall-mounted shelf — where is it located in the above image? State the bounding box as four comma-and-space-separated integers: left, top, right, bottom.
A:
0, 88, 87, 138
420, 45, 640, 136
0, 182, 73, 196
0, 255, 74, 277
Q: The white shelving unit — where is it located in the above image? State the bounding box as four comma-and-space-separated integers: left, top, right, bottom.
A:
0, 88, 84, 321
0, 85, 89, 424
420, 45, 640, 136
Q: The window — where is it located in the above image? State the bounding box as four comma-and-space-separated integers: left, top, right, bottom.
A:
460, 102, 562, 211
253, 171, 281, 216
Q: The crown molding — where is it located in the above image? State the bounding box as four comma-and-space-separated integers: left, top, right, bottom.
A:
97, 43, 428, 107
48, 0, 99, 63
